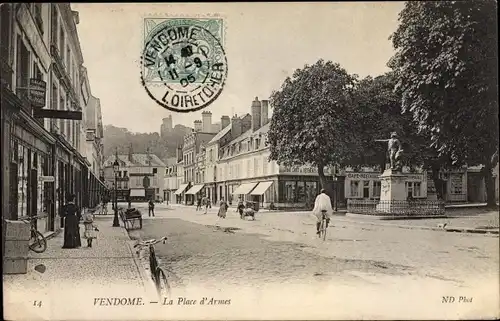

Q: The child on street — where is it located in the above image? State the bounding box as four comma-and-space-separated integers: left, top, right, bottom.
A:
83, 209, 99, 248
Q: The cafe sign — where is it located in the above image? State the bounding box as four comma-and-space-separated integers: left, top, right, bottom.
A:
28, 78, 47, 108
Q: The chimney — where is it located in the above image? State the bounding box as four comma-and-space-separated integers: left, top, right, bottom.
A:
241, 113, 252, 132
251, 97, 262, 131
231, 116, 242, 138
261, 100, 269, 126
72, 11, 80, 24
201, 111, 212, 133
194, 120, 202, 132
221, 115, 230, 129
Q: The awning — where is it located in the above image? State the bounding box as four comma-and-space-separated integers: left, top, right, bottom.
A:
185, 184, 205, 195
174, 184, 189, 195
130, 189, 145, 197
250, 181, 274, 195
232, 183, 258, 195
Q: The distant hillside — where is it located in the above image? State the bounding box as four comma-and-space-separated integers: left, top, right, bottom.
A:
103, 124, 192, 160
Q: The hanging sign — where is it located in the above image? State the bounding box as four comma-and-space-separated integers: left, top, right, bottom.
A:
28, 78, 47, 108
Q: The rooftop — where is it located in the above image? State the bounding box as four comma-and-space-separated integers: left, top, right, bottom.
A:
103, 153, 166, 167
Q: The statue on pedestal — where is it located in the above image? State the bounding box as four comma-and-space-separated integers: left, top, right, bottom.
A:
375, 132, 404, 172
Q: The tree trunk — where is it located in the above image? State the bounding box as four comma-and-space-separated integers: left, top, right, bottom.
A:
318, 164, 334, 207
483, 162, 497, 208
431, 165, 444, 200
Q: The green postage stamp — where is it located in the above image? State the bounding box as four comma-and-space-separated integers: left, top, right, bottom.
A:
140, 17, 227, 113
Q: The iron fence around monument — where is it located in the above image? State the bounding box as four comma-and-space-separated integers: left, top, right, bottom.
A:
347, 199, 446, 216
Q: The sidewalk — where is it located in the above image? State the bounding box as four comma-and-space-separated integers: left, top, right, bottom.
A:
3, 215, 158, 320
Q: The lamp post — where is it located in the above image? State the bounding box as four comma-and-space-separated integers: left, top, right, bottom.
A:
112, 158, 120, 227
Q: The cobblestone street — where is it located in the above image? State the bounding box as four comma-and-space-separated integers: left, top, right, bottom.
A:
127, 204, 499, 319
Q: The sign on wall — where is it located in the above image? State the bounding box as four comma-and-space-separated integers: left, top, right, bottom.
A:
28, 78, 47, 108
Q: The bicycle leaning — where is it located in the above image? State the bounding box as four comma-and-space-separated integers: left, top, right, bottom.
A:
134, 236, 173, 298
21, 216, 47, 253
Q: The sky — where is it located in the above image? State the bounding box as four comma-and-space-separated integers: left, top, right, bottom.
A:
72, 2, 405, 133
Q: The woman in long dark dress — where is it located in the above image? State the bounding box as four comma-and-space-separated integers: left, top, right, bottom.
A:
62, 194, 82, 249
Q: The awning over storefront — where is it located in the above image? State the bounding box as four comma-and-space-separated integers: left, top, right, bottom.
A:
130, 189, 145, 197
250, 181, 274, 195
232, 183, 258, 195
174, 184, 189, 195
185, 184, 204, 195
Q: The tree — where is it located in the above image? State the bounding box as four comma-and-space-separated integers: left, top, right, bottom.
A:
389, 1, 498, 206
268, 60, 360, 195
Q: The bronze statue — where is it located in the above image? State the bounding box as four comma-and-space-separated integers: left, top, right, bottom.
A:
375, 132, 403, 171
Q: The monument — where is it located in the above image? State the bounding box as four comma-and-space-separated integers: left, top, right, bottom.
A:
374, 132, 409, 214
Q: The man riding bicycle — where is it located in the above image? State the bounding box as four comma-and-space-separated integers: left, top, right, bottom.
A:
312, 189, 333, 236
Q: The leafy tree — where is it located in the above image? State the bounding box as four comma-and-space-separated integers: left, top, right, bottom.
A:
268, 60, 360, 195
389, 0, 498, 206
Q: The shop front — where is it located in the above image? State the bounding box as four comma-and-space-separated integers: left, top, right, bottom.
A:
185, 184, 205, 203
275, 175, 334, 209
10, 110, 56, 235
174, 183, 189, 204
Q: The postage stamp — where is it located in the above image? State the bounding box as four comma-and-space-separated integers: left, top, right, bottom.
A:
140, 17, 227, 113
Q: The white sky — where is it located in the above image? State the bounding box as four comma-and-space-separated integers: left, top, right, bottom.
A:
72, 2, 404, 133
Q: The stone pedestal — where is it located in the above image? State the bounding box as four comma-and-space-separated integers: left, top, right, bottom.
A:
376, 169, 408, 214
3, 220, 30, 274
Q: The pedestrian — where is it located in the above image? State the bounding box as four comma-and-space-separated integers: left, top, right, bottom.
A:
196, 197, 202, 211
237, 199, 245, 217
148, 198, 155, 217
203, 196, 209, 214
61, 194, 82, 249
217, 198, 228, 219
82, 208, 99, 248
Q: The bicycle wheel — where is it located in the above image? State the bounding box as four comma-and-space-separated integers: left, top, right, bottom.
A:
155, 267, 171, 298
29, 230, 47, 253
321, 219, 327, 241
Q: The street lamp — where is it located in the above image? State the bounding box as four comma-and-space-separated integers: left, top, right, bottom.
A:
112, 158, 120, 227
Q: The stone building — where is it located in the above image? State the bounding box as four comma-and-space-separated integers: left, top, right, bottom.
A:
1, 3, 106, 252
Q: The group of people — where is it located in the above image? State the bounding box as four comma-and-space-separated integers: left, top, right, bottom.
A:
196, 196, 212, 214
61, 194, 99, 249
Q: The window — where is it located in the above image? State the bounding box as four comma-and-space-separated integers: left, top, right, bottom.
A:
297, 181, 306, 202
33, 3, 43, 34
153, 168, 157, 174
350, 181, 360, 197
406, 182, 413, 198
282, 181, 296, 202
1, 5, 12, 67
262, 157, 268, 175
414, 182, 421, 197
123, 171, 128, 177
373, 181, 381, 198
450, 174, 463, 194
59, 93, 65, 133
51, 83, 58, 111
305, 181, 317, 204
255, 139, 260, 150
51, 5, 58, 42
362, 181, 370, 198
16, 36, 30, 92
254, 158, 258, 176
247, 160, 251, 177
59, 26, 65, 63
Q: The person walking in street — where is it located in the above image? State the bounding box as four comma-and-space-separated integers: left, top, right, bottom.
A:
196, 197, 202, 211
217, 198, 228, 219
311, 189, 333, 236
203, 196, 209, 214
148, 198, 155, 217
237, 198, 245, 217
61, 194, 82, 249
82, 208, 98, 248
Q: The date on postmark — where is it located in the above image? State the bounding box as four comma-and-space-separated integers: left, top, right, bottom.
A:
140, 17, 227, 113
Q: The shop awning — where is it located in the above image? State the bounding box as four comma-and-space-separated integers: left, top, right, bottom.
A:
130, 189, 145, 197
174, 184, 189, 195
250, 181, 274, 195
232, 183, 258, 195
185, 184, 205, 195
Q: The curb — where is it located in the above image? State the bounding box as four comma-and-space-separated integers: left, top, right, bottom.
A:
126, 240, 158, 301
346, 212, 448, 220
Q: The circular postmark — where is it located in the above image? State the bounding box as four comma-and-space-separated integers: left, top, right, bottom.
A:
140, 22, 228, 113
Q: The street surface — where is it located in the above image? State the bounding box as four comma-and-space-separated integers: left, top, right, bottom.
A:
126, 203, 499, 319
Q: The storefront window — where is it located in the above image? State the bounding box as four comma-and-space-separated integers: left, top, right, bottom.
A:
450, 174, 463, 194
363, 181, 370, 198
296, 181, 306, 202
350, 181, 359, 197
282, 181, 296, 202
414, 182, 421, 197
305, 182, 317, 203
373, 181, 381, 198
17, 144, 27, 217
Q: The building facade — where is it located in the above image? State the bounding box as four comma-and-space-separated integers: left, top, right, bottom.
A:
1, 2, 106, 254
103, 150, 166, 202
163, 157, 178, 203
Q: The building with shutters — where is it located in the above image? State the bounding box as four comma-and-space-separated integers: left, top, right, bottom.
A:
1, 2, 107, 256
103, 149, 166, 202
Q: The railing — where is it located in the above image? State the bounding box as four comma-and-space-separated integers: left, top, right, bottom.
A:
347, 199, 446, 216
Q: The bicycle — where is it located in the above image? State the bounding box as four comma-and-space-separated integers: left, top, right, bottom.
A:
21, 217, 47, 253
319, 210, 328, 241
134, 236, 172, 298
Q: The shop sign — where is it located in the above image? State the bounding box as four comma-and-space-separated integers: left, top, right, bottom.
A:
39, 176, 55, 182
346, 172, 381, 180
28, 78, 47, 108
